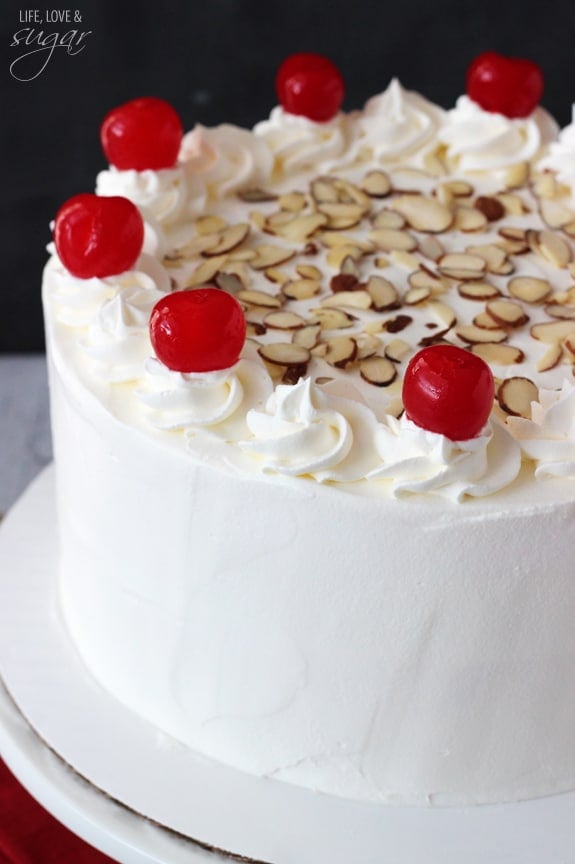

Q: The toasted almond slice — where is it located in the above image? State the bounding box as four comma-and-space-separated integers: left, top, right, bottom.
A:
220, 260, 251, 285
366, 276, 400, 311
318, 202, 365, 229
195, 215, 228, 235
186, 254, 228, 287
361, 170, 392, 198
228, 248, 257, 262
417, 234, 445, 261
310, 177, 339, 203
499, 226, 527, 241
263, 311, 306, 330
474, 196, 505, 222
369, 228, 417, 252
503, 162, 529, 190
340, 255, 360, 277
530, 319, 575, 343
372, 209, 406, 230
330, 273, 359, 292
319, 231, 374, 252
445, 180, 474, 197
536, 342, 563, 372
473, 311, 508, 331
266, 209, 299, 229
532, 172, 558, 199
249, 210, 266, 230
326, 244, 363, 270
202, 223, 250, 257
258, 343, 311, 366
237, 289, 282, 309
356, 332, 382, 360
465, 243, 509, 273
278, 191, 307, 212
539, 197, 575, 229
545, 303, 575, 320
238, 187, 277, 202
497, 237, 530, 256
308, 308, 356, 330
311, 343, 328, 358
458, 281, 501, 301
428, 300, 456, 330
214, 272, 244, 294
321, 290, 372, 310
264, 267, 290, 285
250, 244, 295, 270
282, 278, 320, 301
293, 323, 322, 350
296, 264, 322, 280
385, 338, 411, 363
508, 276, 551, 304
438, 253, 486, 280
454, 206, 488, 232
456, 324, 508, 344
497, 377, 538, 418
536, 230, 572, 269
324, 335, 358, 368
391, 194, 453, 233
408, 267, 449, 293
434, 183, 453, 207
391, 250, 422, 271
271, 212, 328, 242
334, 177, 372, 208
404, 285, 431, 305
471, 343, 524, 365
496, 192, 528, 216
359, 356, 397, 386
485, 299, 529, 328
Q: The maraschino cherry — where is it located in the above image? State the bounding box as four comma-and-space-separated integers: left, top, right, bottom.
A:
150, 288, 246, 373
276, 52, 345, 123
466, 52, 544, 119
402, 345, 494, 441
54, 193, 144, 279
101, 97, 183, 171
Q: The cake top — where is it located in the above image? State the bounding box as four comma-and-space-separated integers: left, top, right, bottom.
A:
44, 52, 575, 500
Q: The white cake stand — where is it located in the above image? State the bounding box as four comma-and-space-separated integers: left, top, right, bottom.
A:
1, 467, 574, 864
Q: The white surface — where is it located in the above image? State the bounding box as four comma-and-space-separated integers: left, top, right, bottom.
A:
1, 467, 575, 864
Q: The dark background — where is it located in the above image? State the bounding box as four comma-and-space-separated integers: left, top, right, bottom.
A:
2, 0, 574, 352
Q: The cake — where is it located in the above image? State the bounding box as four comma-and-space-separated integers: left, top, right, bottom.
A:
42, 51, 575, 807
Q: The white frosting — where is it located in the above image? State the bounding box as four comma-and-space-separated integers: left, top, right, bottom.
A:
179, 124, 274, 196
538, 105, 575, 204
440, 95, 559, 173
507, 379, 575, 477
370, 414, 521, 501
254, 106, 353, 175
356, 78, 445, 165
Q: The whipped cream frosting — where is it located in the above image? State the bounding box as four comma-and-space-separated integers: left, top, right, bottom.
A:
356, 78, 445, 166
440, 95, 559, 173
179, 124, 274, 196
538, 105, 575, 203
370, 414, 522, 501
253, 107, 353, 175
506, 379, 575, 477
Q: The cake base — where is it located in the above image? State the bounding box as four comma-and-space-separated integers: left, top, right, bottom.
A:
1, 468, 574, 864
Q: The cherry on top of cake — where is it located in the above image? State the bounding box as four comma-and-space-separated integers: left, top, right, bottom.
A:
465, 51, 544, 119
53, 193, 144, 279
149, 288, 247, 373
402, 345, 495, 441
100, 96, 184, 171
275, 52, 345, 123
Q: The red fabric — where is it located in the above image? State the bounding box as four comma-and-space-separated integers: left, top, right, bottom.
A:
0, 759, 117, 864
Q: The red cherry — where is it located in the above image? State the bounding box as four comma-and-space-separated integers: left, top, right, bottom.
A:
402, 345, 494, 441
150, 288, 246, 373
275, 53, 345, 123
54, 194, 144, 279
101, 97, 183, 170
466, 51, 544, 119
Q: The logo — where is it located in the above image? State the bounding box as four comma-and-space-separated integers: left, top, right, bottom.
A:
10, 9, 93, 82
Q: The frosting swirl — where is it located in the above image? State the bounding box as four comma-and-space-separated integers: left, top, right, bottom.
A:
369, 414, 521, 501
179, 124, 274, 196
506, 380, 575, 478
439, 95, 558, 173
356, 79, 445, 166
253, 107, 353, 175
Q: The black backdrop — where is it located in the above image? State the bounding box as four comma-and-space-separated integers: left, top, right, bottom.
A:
2, 0, 574, 351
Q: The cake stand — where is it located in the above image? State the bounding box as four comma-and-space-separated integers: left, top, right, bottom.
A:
1, 467, 574, 864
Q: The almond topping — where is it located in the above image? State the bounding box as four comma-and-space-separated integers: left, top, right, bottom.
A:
417, 235, 445, 261
278, 192, 307, 212
530, 320, 575, 343
438, 253, 487, 281
366, 276, 400, 311
263, 311, 306, 330
391, 194, 453, 233
485, 299, 529, 328
404, 285, 431, 305
359, 356, 397, 387
458, 281, 501, 301
536, 343, 563, 373
508, 276, 551, 304
385, 338, 411, 363
321, 290, 372, 310
237, 289, 282, 309
195, 215, 227, 235
474, 196, 505, 222
250, 245, 295, 270
308, 308, 356, 330
456, 324, 508, 344
282, 279, 321, 301
539, 198, 575, 229
360, 170, 392, 198
258, 343, 311, 366
454, 206, 488, 233
536, 230, 572, 269
202, 223, 250, 257
471, 343, 524, 366
372, 209, 406, 230
324, 336, 358, 368
369, 228, 417, 252
293, 323, 322, 350
497, 377, 538, 419
330, 273, 359, 292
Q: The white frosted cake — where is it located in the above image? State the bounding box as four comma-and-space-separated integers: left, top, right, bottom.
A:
43, 52, 575, 807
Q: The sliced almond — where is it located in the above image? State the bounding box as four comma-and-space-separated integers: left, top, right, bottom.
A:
214, 272, 243, 294
258, 343, 311, 366
474, 196, 505, 222
454, 206, 488, 233
246, 320, 266, 338
238, 187, 277, 202
536, 342, 563, 372
496, 192, 528, 216
417, 234, 445, 261
497, 377, 538, 419
330, 273, 359, 293
545, 303, 575, 320
356, 332, 382, 360
385, 338, 411, 363
361, 170, 392, 198
532, 172, 558, 199
318, 202, 365, 230
282, 278, 321, 301
264, 267, 290, 286
324, 335, 358, 368
536, 230, 572, 269
539, 197, 575, 229
296, 264, 322, 280
308, 308, 356, 330
366, 276, 400, 311
369, 228, 417, 252
185, 254, 228, 287
340, 254, 360, 277
408, 266, 449, 293
390, 250, 421, 271
530, 320, 575, 343
485, 299, 529, 328
438, 253, 486, 281
270, 213, 328, 242
321, 290, 372, 310
372, 209, 406, 230
250, 245, 295, 270
503, 162, 529, 190
326, 244, 363, 270
508, 276, 551, 304
428, 300, 456, 330
391, 194, 453, 233
310, 177, 339, 203
237, 289, 282, 309
404, 285, 431, 305
293, 323, 321, 350
278, 191, 307, 212
471, 343, 524, 366
456, 324, 508, 344
263, 311, 306, 330
195, 215, 228, 235
202, 223, 250, 257
359, 356, 397, 386
458, 281, 501, 301
444, 180, 474, 197
465, 243, 510, 274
